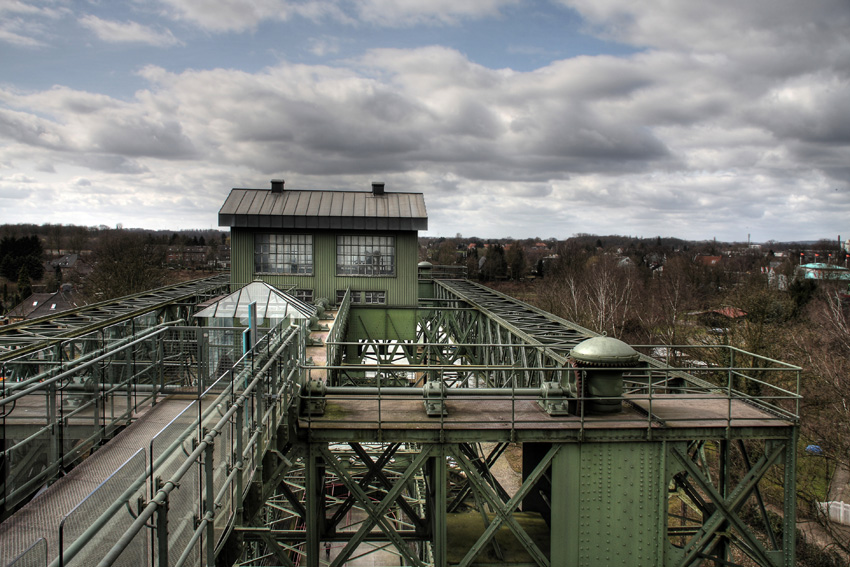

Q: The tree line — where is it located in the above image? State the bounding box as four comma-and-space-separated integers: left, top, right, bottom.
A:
482, 238, 849, 564
0, 225, 228, 314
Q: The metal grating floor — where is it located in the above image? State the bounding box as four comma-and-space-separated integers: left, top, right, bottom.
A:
0, 398, 197, 566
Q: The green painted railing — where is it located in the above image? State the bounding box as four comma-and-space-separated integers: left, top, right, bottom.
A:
301, 342, 801, 434
1, 319, 306, 567
325, 287, 351, 386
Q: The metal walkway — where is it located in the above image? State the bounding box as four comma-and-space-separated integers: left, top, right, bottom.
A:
0, 397, 197, 564
434, 279, 597, 361
0, 274, 229, 361
0, 278, 803, 567
1, 317, 303, 567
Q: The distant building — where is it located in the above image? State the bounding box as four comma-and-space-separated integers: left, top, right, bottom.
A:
166, 245, 210, 267
695, 255, 722, 267
797, 263, 850, 281
218, 180, 427, 308
46, 253, 92, 277
5, 285, 83, 323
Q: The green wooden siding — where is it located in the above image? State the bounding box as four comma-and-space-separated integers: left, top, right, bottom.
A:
230, 229, 419, 307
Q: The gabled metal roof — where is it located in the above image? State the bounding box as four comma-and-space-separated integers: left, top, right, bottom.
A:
194, 281, 317, 321
218, 188, 428, 231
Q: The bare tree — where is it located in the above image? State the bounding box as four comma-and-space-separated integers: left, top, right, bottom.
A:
788, 288, 850, 557
84, 230, 167, 301
538, 253, 638, 338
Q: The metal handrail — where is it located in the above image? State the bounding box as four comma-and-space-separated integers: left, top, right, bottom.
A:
91, 323, 304, 567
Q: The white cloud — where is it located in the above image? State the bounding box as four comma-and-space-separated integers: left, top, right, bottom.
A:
78, 15, 181, 46
308, 37, 341, 57
154, 0, 344, 32
0, 1, 67, 18
1, 1, 849, 239
0, 1, 70, 47
353, 0, 519, 26
153, 0, 515, 31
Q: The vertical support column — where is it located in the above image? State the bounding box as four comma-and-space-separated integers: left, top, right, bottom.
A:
205, 440, 216, 567
782, 431, 798, 566
718, 439, 731, 563
255, 369, 266, 469
550, 443, 580, 566
550, 442, 665, 566
235, 404, 245, 527
431, 445, 447, 567
155, 483, 169, 567
305, 444, 322, 567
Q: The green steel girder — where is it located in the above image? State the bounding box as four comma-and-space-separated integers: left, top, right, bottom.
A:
430, 281, 589, 390
451, 442, 559, 567
0, 274, 229, 361
672, 442, 788, 567
429, 280, 726, 396
319, 443, 432, 567
347, 443, 429, 534
447, 443, 510, 513
325, 443, 415, 532
434, 280, 596, 362
257, 532, 297, 567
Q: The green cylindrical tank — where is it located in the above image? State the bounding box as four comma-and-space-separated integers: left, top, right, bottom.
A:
570, 336, 640, 414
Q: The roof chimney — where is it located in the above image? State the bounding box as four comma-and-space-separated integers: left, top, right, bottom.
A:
271, 179, 285, 193
371, 181, 385, 196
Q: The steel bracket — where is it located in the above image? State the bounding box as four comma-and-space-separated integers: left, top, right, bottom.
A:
538, 381, 571, 415
300, 379, 326, 416
423, 380, 448, 417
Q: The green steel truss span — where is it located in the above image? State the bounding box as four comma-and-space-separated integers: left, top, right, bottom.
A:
0, 274, 230, 362
0, 278, 801, 567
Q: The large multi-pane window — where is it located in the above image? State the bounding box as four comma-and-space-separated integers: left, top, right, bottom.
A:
294, 289, 314, 303
336, 236, 395, 276
337, 290, 387, 305
254, 234, 313, 274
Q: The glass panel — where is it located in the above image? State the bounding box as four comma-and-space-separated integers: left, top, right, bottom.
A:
254, 234, 313, 274
335, 236, 395, 276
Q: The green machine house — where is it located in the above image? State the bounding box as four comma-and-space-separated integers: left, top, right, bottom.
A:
219, 179, 427, 345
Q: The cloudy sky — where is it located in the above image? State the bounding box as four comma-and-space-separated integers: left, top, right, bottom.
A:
1, 0, 848, 242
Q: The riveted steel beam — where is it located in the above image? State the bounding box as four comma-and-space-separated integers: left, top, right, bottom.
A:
453, 443, 559, 567
672, 442, 786, 567
319, 444, 431, 567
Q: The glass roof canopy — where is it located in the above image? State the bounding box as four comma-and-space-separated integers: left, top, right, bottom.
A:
194, 281, 317, 323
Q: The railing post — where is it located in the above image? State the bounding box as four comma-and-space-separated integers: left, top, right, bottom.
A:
47, 380, 58, 472
204, 439, 215, 567
155, 331, 165, 405
198, 327, 208, 390
783, 428, 798, 566
235, 404, 244, 527
254, 365, 265, 484
156, 480, 169, 567
124, 341, 133, 416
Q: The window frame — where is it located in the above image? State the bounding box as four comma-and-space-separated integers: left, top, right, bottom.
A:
336, 289, 387, 305
293, 289, 314, 303
336, 235, 396, 277
254, 233, 314, 275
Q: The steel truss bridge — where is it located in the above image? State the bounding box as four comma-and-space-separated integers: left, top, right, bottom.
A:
0, 276, 801, 567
